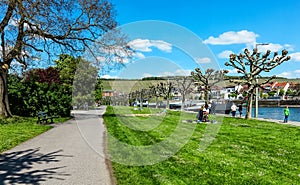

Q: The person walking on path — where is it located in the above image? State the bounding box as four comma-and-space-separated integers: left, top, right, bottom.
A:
238, 104, 243, 117
283, 106, 290, 123
231, 103, 237, 117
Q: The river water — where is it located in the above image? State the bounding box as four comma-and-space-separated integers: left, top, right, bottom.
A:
242, 107, 300, 122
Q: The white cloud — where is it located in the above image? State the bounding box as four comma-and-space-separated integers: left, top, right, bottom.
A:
159, 71, 175, 77
226, 69, 239, 75
174, 69, 192, 76
100, 74, 119, 79
150, 40, 172, 52
128, 39, 172, 53
142, 73, 153, 78
277, 71, 293, 78
203, 30, 258, 45
133, 52, 146, 59
284, 44, 295, 51
295, 70, 300, 74
255, 43, 283, 52
289, 52, 300, 61
142, 69, 192, 78
277, 70, 300, 78
195, 57, 211, 64
218, 50, 234, 59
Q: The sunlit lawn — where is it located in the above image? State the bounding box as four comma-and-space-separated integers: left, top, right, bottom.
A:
0, 116, 70, 153
104, 106, 300, 185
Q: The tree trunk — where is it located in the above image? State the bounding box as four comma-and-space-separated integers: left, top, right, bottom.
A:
155, 96, 158, 109
166, 96, 170, 109
245, 93, 253, 119
0, 70, 12, 118
205, 89, 209, 104
181, 94, 185, 111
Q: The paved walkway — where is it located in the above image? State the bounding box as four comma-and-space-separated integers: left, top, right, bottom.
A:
252, 117, 300, 127
219, 113, 300, 127
0, 106, 113, 185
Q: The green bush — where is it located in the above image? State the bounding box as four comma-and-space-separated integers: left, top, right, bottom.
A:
8, 73, 72, 117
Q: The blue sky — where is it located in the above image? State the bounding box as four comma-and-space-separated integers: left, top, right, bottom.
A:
103, 0, 300, 79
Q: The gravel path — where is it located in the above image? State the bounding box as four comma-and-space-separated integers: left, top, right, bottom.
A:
0, 106, 112, 185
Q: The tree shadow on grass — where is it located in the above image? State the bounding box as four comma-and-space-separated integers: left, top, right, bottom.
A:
0, 148, 72, 184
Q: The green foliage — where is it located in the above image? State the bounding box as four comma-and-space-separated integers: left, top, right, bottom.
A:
72, 58, 98, 107
95, 79, 103, 103
8, 71, 72, 117
279, 89, 285, 96
104, 106, 300, 185
286, 89, 294, 96
8, 54, 105, 116
261, 93, 269, 99
229, 92, 237, 98
268, 90, 276, 97
54, 54, 80, 86
7, 54, 104, 116
142, 77, 165, 80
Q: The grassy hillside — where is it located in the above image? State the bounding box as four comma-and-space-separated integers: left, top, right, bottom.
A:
101, 77, 300, 92
101, 79, 166, 92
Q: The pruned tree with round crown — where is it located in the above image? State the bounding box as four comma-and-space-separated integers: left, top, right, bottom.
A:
225, 48, 291, 119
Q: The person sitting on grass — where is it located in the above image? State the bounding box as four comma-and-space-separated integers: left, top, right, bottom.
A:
197, 105, 204, 123
202, 104, 210, 122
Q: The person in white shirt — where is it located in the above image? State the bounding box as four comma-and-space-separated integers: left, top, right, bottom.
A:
231, 103, 237, 117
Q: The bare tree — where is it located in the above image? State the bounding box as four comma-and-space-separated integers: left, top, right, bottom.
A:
157, 81, 174, 109
174, 76, 194, 111
191, 68, 228, 103
225, 48, 291, 119
0, 0, 131, 117
149, 85, 161, 109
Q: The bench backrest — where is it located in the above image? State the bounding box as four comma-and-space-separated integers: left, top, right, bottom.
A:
38, 112, 48, 118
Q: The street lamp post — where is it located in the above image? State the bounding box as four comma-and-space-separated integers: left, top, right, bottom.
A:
255, 43, 269, 118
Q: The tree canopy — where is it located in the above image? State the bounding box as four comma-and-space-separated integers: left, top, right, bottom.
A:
0, 0, 131, 117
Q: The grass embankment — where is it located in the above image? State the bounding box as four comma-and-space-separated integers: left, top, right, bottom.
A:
0, 117, 70, 153
104, 106, 300, 185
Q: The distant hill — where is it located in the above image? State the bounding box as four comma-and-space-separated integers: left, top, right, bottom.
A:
100, 76, 300, 92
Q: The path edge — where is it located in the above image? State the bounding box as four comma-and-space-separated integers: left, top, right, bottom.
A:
102, 113, 117, 185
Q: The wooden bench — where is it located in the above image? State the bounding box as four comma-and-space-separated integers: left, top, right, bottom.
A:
37, 112, 54, 124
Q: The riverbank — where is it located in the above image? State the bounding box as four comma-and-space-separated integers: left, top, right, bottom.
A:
232, 99, 300, 107
221, 113, 300, 127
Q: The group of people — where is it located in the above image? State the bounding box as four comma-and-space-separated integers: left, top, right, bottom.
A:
197, 101, 291, 123
196, 103, 210, 123
230, 103, 243, 117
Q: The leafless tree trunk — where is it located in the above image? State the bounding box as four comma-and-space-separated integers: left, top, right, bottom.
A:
174, 76, 194, 111
157, 82, 173, 109
245, 93, 253, 119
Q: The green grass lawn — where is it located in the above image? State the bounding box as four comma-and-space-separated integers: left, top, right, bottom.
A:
0, 116, 70, 153
104, 106, 300, 185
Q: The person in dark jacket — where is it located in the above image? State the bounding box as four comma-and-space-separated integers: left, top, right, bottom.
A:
238, 104, 243, 117
197, 105, 204, 123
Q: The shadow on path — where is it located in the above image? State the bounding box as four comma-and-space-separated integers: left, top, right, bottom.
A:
0, 148, 72, 185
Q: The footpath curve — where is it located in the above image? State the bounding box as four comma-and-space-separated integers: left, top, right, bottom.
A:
0, 106, 112, 185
